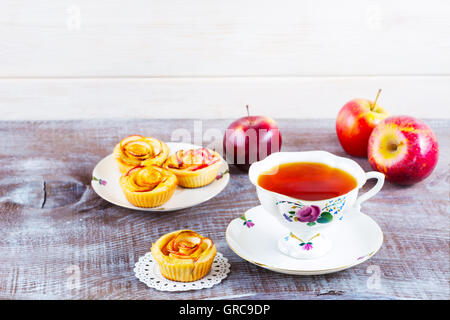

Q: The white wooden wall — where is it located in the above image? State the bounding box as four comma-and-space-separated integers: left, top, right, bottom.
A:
0, 0, 449, 119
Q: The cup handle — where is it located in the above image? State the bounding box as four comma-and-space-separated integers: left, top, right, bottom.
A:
354, 171, 385, 210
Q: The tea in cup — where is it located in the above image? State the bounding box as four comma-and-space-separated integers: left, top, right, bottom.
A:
249, 151, 384, 259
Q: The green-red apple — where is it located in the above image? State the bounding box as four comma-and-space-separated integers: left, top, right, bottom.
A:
336, 90, 390, 157
368, 116, 439, 185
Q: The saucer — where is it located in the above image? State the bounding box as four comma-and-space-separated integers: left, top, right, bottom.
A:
91, 142, 230, 212
226, 205, 383, 275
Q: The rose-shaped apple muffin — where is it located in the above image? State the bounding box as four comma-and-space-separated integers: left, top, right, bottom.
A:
163, 148, 221, 188
119, 165, 177, 208
151, 230, 217, 282
114, 135, 170, 174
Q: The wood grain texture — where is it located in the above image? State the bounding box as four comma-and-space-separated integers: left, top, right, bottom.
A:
0, 119, 448, 300
1, 76, 450, 120
0, 0, 449, 77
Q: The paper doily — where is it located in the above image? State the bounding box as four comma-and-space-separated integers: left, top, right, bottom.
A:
134, 252, 230, 292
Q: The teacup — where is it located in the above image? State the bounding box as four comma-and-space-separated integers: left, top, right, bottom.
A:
249, 151, 384, 259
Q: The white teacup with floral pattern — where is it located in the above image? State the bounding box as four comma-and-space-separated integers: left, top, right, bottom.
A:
249, 151, 384, 259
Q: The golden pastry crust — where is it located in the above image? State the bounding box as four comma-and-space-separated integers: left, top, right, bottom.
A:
114, 135, 169, 174
119, 165, 177, 208
151, 230, 217, 282
163, 148, 221, 188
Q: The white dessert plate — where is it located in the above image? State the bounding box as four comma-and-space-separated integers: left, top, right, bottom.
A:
91, 142, 230, 212
226, 205, 383, 275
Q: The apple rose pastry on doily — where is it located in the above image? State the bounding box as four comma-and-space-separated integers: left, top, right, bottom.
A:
163, 148, 221, 188
119, 165, 177, 208
151, 230, 217, 282
114, 135, 169, 174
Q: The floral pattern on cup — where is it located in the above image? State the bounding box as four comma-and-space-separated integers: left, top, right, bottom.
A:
300, 242, 313, 251
276, 197, 347, 226
296, 205, 321, 222
284, 232, 316, 250
321, 197, 346, 216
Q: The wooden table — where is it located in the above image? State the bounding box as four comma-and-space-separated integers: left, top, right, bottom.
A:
0, 119, 448, 300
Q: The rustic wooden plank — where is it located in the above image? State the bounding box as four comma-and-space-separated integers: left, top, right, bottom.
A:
1, 77, 450, 121
0, 119, 448, 299
0, 0, 449, 77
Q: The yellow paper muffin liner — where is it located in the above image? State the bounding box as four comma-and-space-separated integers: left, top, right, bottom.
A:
119, 168, 177, 208
121, 183, 176, 208
156, 255, 216, 282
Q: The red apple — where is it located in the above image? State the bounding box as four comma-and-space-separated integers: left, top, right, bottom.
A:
223, 106, 282, 171
368, 116, 439, 185
336, 90, 390, 157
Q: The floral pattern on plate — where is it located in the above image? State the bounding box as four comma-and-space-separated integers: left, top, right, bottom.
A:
240, 214, 255, 228
92, 176, 107, 186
